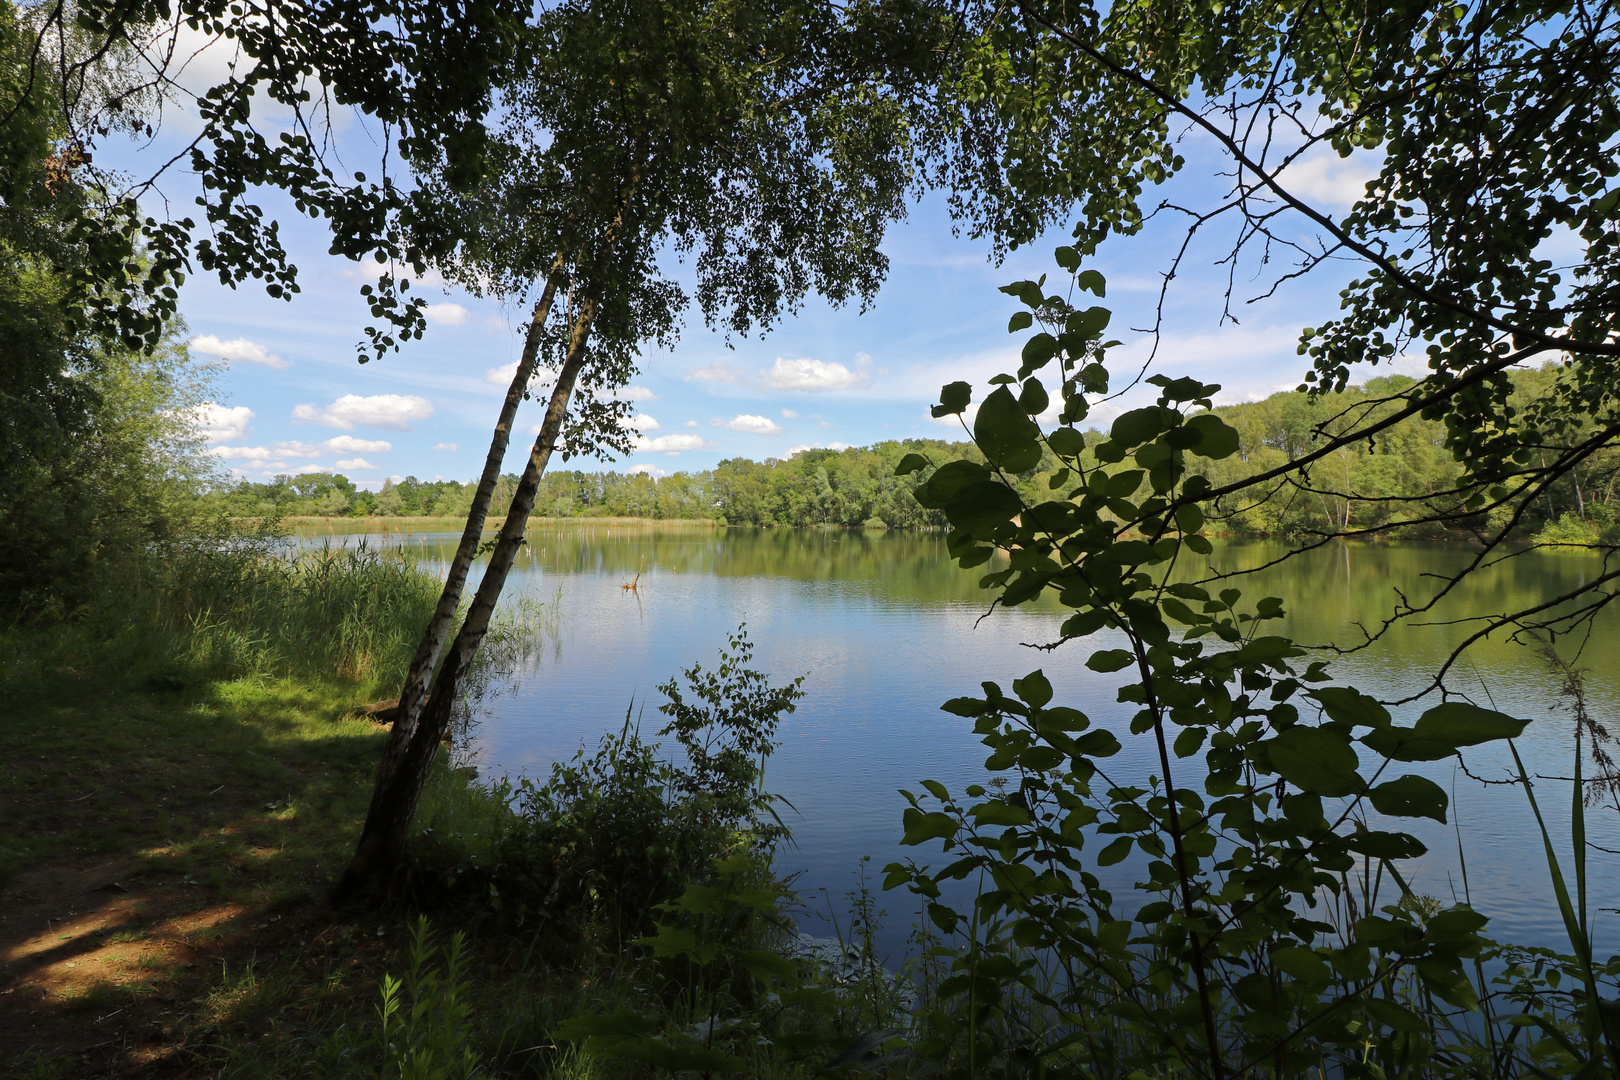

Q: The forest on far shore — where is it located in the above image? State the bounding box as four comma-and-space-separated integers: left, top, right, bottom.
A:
212, 368, 1618, 543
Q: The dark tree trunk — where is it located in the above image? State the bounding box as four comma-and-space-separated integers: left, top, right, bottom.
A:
331, 294, 598, 903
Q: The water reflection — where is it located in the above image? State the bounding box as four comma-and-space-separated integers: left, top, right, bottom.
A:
306, 525, 1620, 956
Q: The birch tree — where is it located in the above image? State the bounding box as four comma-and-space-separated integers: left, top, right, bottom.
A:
333, 0, 942, 900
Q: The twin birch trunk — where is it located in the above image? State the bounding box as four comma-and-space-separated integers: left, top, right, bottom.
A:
332, 288, 597, 903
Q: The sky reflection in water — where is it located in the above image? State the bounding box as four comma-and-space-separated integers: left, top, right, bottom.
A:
310, 524, 1620, 958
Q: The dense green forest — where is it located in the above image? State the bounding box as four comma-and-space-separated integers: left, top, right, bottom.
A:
210, 369, 1618, 542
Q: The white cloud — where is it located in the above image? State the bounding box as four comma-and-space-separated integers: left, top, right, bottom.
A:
323, 435, 392, 454
191, 402, 254, 443
627, 463, 668, 477
189, 334, 287, 370
633, 433, 709, 454
432, 442, 459, 451
620, 413, 661, 432
292, 394, 433, 431
210, 440, 322, 467
684, 420, 699, 428
287, 464, 333, 476
787, 442, 854, 456
485, 361, 519, 386
686, 361, 744, 384
621, 384, 658, 401
424, 302, 468, 326
343, 255, 448, 290
929, 402, 980, 429
1277, 151, 1382, 209
781, 409, 798, 418
335, 457, 379, 470
766, 356, 868, 392
209, 445, 280, 462
723, 413, 782, 434
818, 420, 834, 428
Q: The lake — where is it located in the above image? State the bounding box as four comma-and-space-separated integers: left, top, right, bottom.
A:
306, 523, 1620, 958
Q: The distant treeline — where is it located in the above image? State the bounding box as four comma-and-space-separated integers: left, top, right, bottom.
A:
211, 370, 1617, 540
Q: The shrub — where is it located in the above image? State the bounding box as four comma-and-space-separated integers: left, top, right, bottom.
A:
487, 627, 803, 947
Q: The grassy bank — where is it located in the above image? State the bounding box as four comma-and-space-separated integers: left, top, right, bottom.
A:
0, 545, 896, 1080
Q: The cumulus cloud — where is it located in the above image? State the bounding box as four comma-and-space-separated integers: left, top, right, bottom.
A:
686, 361, 744, 384
324, 435, 392, 454
191, 403, 254, 443
621, 384, 658, 401
288, 464, 333, 476
627, 463, 668, 477
1278, 151, 1382, 209
210, 441, 322, 468
432, 442, 459, 451
485, 361, 519, 386
766, 357, 868, 392
781, 409, 798, 418
620, 413, 661, 432
684, 420, 699, 428
633, 433, 709, 455
335, 457, 379, 470
292, 394, 433, 430
722, 414, 782, 434
424, 302, 468, 326
189, 334, 287, 370
787, 441, 853, 456
209, 445, 281, 462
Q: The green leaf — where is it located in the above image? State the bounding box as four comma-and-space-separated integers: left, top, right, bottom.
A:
1096, 836, 1133, 865
943, 481, 1024, 535
973, 801, 1034, 827
1109, 407, 1172, 449
1086, 649, 1135, 673
1013, 670, 1053, 708
1362, 998, 1429, 1032
1309, 687, 1391, 729
1173, 726, 1207, 758
895, 452, 929, 476
1369, 775, 1448, 822
1054, 245, 1081, 271
901, 809, 958, 846
1413, 701, 1529, 747
1047, 427, 1084, 456
1008, 310, 1033, 333
931, 380, 972, 418
1075, 269, 1106, 297
1265, 726, 1364, 797
1020, 333, 1059, 373
975, 386, 1044, 472
1019, 377, 1050, 415
1107, 469, 1144, 497
1184, 413, 1240, 459
914, 460, 989, 509
1343, 830, 1428, 859
1072, 729, 1122, 758
1272, 946, 1330, 983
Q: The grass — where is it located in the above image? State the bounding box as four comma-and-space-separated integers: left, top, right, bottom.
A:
0, 540, 897, 1080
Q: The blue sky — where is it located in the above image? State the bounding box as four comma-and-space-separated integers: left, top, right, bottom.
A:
114, 46, 1396, 489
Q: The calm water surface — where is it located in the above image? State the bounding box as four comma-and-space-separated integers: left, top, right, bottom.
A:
311, 525, 1620, 956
